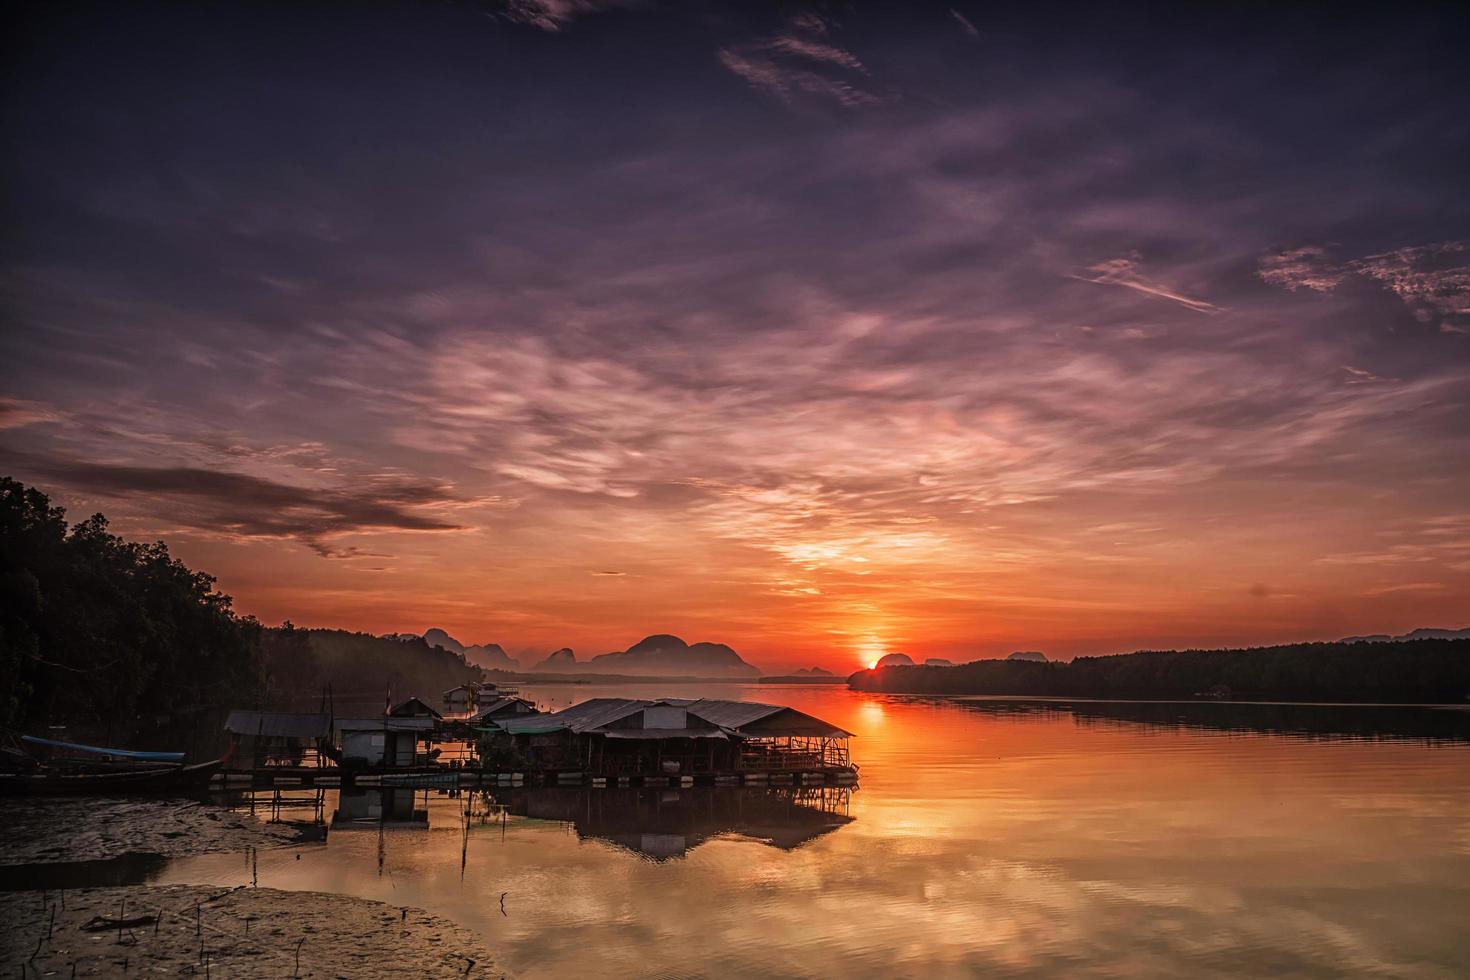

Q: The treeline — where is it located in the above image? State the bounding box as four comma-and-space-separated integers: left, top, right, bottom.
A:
848, 640, 1470, 703
1, 477, 260, 732
0, 478, 480, 735
257, 626, 481, 709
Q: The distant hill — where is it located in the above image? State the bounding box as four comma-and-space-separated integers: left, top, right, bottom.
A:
1007, 651, 1048, 662
580, 634, 759, 677
850, 639, 1470, 703
530, 647, 578, 671
875, 653, 916, 668
1340, 627, 1470, 643
924, 658, 956, 667
261, 627, 482, 704
418, 628, 519, 671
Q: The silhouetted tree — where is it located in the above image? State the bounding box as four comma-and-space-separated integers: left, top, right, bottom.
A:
0, 476, 261, 730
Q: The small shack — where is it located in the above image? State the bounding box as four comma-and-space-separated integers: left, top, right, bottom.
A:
333, 700, 442, 768
471, 697, 539, 725
223, 711, 334, 768
486, 697, 852, 775
442, 685, 475, 712
390, 697, 443, 722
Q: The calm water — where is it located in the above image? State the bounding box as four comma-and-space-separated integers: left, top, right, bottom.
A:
161, 684, 1470, 978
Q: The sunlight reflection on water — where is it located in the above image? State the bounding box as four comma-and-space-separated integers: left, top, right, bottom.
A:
158, 684, 1470, 978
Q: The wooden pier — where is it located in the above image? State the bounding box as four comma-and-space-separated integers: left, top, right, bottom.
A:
211, 765, 858, 791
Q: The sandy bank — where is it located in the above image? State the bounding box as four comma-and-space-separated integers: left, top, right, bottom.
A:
1, 883, 509, 978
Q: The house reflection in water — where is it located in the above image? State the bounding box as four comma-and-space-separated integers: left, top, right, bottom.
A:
331, 787, 428, 829
492, 785, 857, 860
326, 785, 857, 860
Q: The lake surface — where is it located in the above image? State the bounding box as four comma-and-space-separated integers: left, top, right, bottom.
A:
163, 684, 1470, 978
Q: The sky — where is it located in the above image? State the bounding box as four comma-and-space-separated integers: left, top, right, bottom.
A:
2, 1, 1468, 672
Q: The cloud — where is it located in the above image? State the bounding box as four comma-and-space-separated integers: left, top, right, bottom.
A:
494, 0, 632, 32
13, 458, 466, 555
1075, 258, 1223, 314
1257, 247, 1347, 293
590, 570, 626, 576
766, 36, 868, 74
0, 398, 66, 431
950, 9, 980, 38
718, 16, 881, 110
1349, 241, 1470, 316
1258, 241, 1470, 327
718, 50, 880, 109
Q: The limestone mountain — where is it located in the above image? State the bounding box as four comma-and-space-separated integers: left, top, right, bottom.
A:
583, 634, 759, 677
530, 647, 578, 672
420, 627, 520, 671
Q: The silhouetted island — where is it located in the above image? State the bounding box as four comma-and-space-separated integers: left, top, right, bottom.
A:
849, 639, 1470, 703
759, 667, 845, 684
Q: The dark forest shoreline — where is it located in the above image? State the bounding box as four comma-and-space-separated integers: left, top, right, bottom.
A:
848, 639, 1470, 704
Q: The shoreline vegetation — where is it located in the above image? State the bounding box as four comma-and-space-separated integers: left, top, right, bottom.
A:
1, 478, 481, 741
849, 639, 1470, 703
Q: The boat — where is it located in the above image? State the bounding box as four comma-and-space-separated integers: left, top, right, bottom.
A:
19, 734, 186, 765
0, 759, 223, 796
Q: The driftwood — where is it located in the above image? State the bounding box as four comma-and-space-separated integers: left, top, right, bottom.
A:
81, 913, 158, 932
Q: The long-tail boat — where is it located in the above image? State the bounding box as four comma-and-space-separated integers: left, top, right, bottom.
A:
0, 734, 221, 796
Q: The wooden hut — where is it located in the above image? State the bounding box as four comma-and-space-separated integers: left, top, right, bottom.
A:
222, 711, 334, 768
442, 685, 475, 712
471, 697, 539, 725
486, 698, 852, 775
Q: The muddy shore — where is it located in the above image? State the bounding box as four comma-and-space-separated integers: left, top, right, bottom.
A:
0, 797, 510, 977
0, 796, 311, 865
0, 883, 508, 977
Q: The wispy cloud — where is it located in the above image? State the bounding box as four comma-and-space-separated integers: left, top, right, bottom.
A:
12, 457, 469, 555
494, 0, 631, 32
718, 15, 881, 109
1075, 258, 1223, 314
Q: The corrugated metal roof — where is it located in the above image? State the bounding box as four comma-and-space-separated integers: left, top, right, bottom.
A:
686, 699, 852, 737
508, 697, 852, 738
498, 716, 570, 734
334, 717, 432, 733
549, 698, 648, 732
224, 711, 333, 739
471, 698, 535, 721
683, 699, 786, 729
602, 728, 728, 740
388, 697, 442, 719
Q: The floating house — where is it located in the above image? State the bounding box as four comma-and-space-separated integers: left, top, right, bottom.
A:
475, 683, 518, 706
471, 697, 539, 725
484, 698, 852, 775
392, 697, 443, 722
334, 698, 443, 768
222, 711, 334, 767
442, 685, 476, 711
